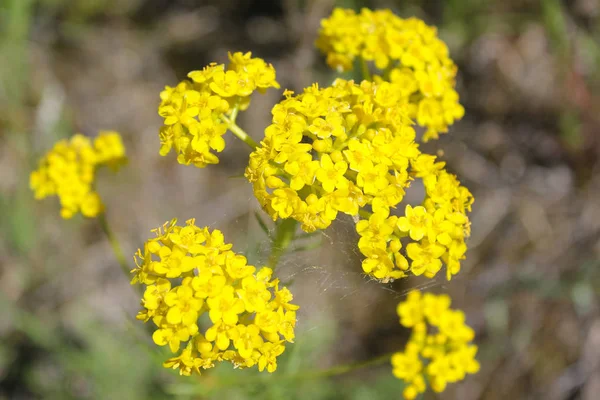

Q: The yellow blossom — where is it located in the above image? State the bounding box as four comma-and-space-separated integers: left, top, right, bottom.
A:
353, 157, 473, 282
30, 131, 126, 218
131, 219, 298, 375
391, 291, 479, 399
316, 8, 464, 141
245, 75, 471, 282
397, 205, 429, 241
246, 79, 417, 233
158, 52, 279, 167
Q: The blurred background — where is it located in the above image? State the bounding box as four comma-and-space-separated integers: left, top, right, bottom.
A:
1, 0, 600, 399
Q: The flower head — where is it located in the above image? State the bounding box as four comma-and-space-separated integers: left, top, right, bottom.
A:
132, 219, 298, 376
30, 131, 126, 218
316, 8, 464, 141
391, 291, 479, 399
355, 165, 473, 282
158, 52, 280, 167
246, 79, 419, 234
246, 79, 472, 282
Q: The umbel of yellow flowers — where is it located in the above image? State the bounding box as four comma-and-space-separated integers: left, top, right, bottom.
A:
131, 219, 298, 376
245, 78, 473, 282
393, 291, 480, 399
30, 131, 126, 218
316, 8, 464, 141
157, 51, 280, 168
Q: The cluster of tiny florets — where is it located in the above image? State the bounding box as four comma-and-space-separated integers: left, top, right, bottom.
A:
158, 52, 280, 167
131, 219, 298, 376
30, 131, 126, 219
316, 8, 464, 141
357, 159, 473, 281
245, 78, 472, 282
246, 79, 418, 233
392, 291, 479, 399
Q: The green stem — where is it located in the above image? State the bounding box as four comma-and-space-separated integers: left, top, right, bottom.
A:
358, 208, 372, 220
167, 352, 394, 395
267, 218, 298, 271
359, 57, 372, 81
382, 62, 396, 81
98, 213, 130, 277
221, 115, 258, 150
288, 351, 393, 381
229, 105, 239, 123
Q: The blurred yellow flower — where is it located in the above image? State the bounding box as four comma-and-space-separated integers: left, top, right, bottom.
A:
30, 131, 126, 218
392, 291, 479, 399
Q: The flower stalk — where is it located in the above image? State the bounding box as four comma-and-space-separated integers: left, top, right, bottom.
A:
98, 212, 130, 277
267, 218, 298, 271
167, 351, 395, 395
222, 115, 258, 150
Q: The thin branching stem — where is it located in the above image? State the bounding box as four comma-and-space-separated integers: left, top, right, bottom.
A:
221, 115, 258, 150
98, 213, 130, 277
167, 351, 394, 395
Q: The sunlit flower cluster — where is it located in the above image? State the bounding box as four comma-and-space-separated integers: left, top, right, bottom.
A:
392, 291, 479, 399
246, 78, 418, 233
158, 52, 280, 167
356, 155, 473, 282
246, 78, 472, 282
30, 131, 126, 219
316, 8, 464, 141
131, 219, 298, 376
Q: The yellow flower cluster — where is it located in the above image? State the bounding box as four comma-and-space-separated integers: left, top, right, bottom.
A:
392, 291, 479, 399
131, 219, 298, 376
245, 78, 472, 282
158, 52, 280, 167
357, 156, 473, 282
316, 8, 464, 141
30, 131, 126, 219
246, 79, 418, 233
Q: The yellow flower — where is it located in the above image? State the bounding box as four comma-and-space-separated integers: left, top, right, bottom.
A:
406, 241, 446, 277
257, 342, 285, 373
391, 351, 423, 382
343, 139, 374, 172
246, 75, 472, 282
391, 291, 478, 399
396, 291, 424, 327
316, 8, 463, 141
93, 130, 127, 168
30, 131, 126, 218
158, 52, 279, 167
207, 286, 246, 325
163, 344, 204, 376
246, 79, 418, 233
231, 324, 264, 359
397, 205, 429, 241
164, 281, 203, 326
356, 162, 389, 195
353, 152, 472, 282
271, 188, 302, 219
209, 70, 240, 98
316, 154, 348, 193
132, 219, 298, 375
